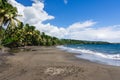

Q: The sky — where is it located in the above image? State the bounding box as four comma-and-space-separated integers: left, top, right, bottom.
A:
8, 0, 120, 42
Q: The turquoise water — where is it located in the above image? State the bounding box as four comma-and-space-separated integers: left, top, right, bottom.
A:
57, 44, 120, 66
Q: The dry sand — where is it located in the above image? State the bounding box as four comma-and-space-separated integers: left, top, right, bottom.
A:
0, 46, 120, 80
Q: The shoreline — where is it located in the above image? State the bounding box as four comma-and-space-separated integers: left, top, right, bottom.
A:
0, 46, 120, 80
57, 45, 120, 67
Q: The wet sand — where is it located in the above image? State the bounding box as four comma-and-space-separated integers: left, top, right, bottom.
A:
0, 46, 120, 80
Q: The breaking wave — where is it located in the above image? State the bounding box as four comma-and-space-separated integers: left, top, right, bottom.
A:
57, 45, 120, 66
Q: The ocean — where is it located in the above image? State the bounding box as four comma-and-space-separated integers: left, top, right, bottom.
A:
57, 44, 120, 66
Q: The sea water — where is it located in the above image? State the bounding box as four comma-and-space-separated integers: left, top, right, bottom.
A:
57, 44, 120, 66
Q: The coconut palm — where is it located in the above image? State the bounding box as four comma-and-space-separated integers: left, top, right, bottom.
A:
0, 0, 21, 47
31, 30, 41, 45
2, 22, 24, 47
0, 0, 20, 30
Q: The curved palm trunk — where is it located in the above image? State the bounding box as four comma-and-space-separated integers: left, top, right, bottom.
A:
0, 17, 4, 46
0, 17, 4, 30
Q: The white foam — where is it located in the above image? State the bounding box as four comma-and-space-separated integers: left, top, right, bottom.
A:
57, 45, 120, 66
78, 49, 120, 60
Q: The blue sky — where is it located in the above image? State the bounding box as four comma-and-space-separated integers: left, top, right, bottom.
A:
16, 0, 120, 27
45, 0, 120, 28
10, 0, 120, 42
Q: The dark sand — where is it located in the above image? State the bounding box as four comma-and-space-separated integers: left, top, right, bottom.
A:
0, 46, 120, 80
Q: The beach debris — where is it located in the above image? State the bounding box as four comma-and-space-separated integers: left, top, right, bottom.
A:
44, 67, 64, 76
44, 66, 84, 77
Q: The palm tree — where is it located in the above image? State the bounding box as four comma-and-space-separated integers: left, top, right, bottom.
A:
22, 24, 37, 46
0, 0, 7, 8
0, 0, 21, 47
2, 22, 25, 47
0, 0, 20, 30
31, 30, 41, 45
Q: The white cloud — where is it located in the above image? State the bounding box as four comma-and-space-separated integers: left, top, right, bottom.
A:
8, 0, 120, 43
64, 0, 68, 4
67, 20, 96, 32
8, 0, 54, 25
32, 0, 44, 3
66, 24, 120, 42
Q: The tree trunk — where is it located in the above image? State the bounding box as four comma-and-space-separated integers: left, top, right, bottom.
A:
0, 17, 4, 30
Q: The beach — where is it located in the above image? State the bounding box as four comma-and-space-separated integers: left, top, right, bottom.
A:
0, 46, 120, 80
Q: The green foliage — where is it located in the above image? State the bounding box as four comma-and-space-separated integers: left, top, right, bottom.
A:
60, 39, 110, 45
1, 22, 111, 48
0, 0, 19, 28
1, 21, 61, 47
